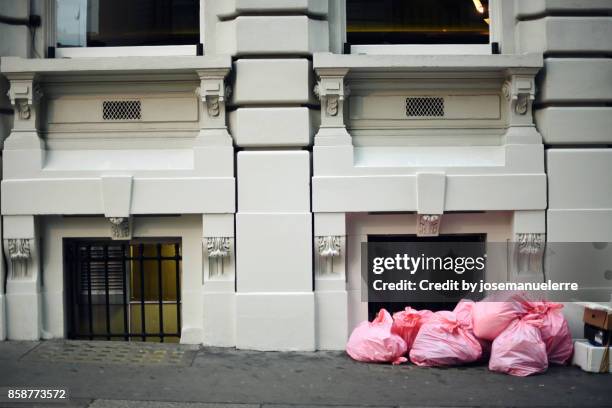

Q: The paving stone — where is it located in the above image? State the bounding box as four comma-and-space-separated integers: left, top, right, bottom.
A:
0, 341, 40, 360
88, 401, 259, 408
22, 341, 198, 367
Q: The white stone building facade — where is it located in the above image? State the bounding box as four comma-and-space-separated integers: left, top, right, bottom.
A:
0, 0, 610, 350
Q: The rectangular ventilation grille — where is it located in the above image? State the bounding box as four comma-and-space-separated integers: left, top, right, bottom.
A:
102, 100, 141, 121
406, 97, 445, 118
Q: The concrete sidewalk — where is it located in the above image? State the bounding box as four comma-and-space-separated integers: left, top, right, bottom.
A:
0, 341, 610, 408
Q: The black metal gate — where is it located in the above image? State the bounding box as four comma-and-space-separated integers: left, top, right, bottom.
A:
65, 239, 182, 342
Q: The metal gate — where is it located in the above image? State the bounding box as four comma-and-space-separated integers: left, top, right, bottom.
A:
65, 239, 182, 342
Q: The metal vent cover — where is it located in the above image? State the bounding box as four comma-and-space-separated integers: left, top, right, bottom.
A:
406, 97, 445, 118
102, 100, 141, 121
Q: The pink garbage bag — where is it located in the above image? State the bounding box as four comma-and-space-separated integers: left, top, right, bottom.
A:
472, 292, 528, 341
391, 307, 433, 350
489, 315, 548, 377
454, 299, 476, 328
453, 300, 492, 361
526, 301, 573, 365
346, 309, 408, 365
409, 308, 482, 367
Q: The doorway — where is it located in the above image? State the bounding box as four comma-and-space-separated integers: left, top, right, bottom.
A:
367, 234, 486, 320
65, 239, 182, 342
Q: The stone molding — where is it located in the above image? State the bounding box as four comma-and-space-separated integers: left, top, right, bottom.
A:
417, 214, 442, 237
205, 237, 232, 279
108, 217, 131, 240
5, 238, 33, 280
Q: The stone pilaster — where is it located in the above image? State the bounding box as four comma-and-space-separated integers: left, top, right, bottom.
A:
2, 215, 41, 340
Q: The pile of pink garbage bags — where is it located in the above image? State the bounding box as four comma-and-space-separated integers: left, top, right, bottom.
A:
346, 294, 574, 376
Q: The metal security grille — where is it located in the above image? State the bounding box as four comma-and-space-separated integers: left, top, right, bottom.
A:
406, 97, 445, 118
102, 100, 141, 121
65, 240, 182, 342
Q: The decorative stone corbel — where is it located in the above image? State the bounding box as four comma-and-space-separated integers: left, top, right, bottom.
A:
515, 233, 545, 275
7, 80, 42, 120
313, 68, 352, 145
314, 69, 350, 119
4, 75, 45, 151
195, 68, 232, 145
5, 238, 33, 279
317, 236, 341, 258
205, 237, 231, 279
517, 233, 545, 255
503, 73, 536, 118
417, 214, 441, 237
108, 217, 132, 240
316, 235, 342, 275
196, 83, 231, 118
206, 237, 231, 258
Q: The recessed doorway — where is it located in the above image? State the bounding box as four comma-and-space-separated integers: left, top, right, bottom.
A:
367, 234, 486, 320
64, 239, 182, 342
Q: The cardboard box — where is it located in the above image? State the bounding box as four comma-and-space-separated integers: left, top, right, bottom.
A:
584, 307, 612, 330
572, 340, 611, 373
583, 305, 612, 346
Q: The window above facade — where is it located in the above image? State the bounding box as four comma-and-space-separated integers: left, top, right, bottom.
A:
55, 0, 200, 57
346, 0, 493, 55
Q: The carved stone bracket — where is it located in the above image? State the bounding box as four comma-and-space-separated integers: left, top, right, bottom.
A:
517, 233, 545, 255
417, 214, 441, 237
314, 78, 350, 117
195, 69, 231, 119
6, 238, 32, 279
503, 75, 535, 116
206, 237, 231, 258
108, 217, 131, 240
317, 236, 341, 258
8, 239, 31, 261
7, 80, 42, 121
316, 236, 342, 276
515, 233, 545, 275
196, 84, 231, 118
205, 237, 231, 279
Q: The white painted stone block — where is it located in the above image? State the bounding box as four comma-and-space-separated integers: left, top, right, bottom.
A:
202, 213, 235, 238
512, 210, 546, 234
216, 16, 328, 56
315, 290, 348, 350
518, 17, 612, 55
416, 172, 446, 214
203, 291, 236, 347
547, 149, 612, 209
216, 0, 328, 18
313, 174, 546, 213
236, 292, 315, 351
6, 290, 40, 340
236, 213, 312, 292
41, 289, 64, 338
237, 151, 311, 213
0, 294, 5, 341
515, 0, 612, 19
538, 59, 612, 104
536, 107, 612, 145
101, 175, 133, 217
232, 59, 314, 105
548, 210, 612, 242
230, 107, 316, 147
314, 212, 346, 236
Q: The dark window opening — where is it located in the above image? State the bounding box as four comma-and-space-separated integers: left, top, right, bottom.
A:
367, 234, 486, 320
64, 239, 182, 342
347, 0, 490, 45
57, 0, 199, 48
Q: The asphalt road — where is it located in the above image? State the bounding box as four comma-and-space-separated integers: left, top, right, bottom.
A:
0, 341, 610, 408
